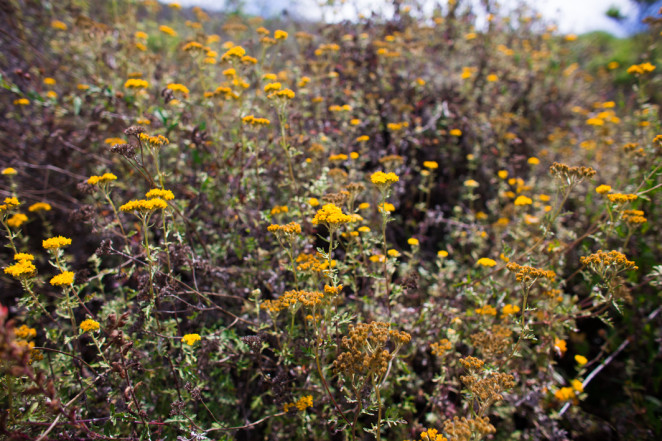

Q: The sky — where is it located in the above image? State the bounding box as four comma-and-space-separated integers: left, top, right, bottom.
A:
162, 0, 636, 37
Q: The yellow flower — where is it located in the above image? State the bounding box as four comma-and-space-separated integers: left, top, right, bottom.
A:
270, 205, 288, 215
387, 249, 400, 257
449, 129, 462, 137
4, 260, 37, 279
370, 171, 399, 187
167, 83, 190, 95
43, 77, 56, 86
51, 20, 68, 30
135, 31, 148, 40
408, 237, 419, 246
514, 195, 532, 206
2, 167, 17, 175
182, 333, 201, 345
80, 319, 100, 333
358, 226, 370, 233
14, 98, 29, 106
571, 379, 584, 392
595, 185, 611, 194
527, 157, 540, 165
145, 188, 175, 200
124, 78, 149, 89
159, 25, 177, 36
274, 29, 288, 40
378, 202, 395, 212
554, 338, 567, 355
358, 202, 370, 210
28, 202, 51, 212
464, 179, 479, 188
350, 152, 359, 159
423, 161, 438, 170
554, 387, 575, 401
14, 253, 34, 262
356, 135, 370, 142
15, 325, 37, 339
43, 236, 72, 250
7, 213, 28, 228
486, 74, 498, 82
574, 355, 588, 366
476, 257, 497, 267
437, 250, 448, 258
309, 198, 320, 207
501, 304, 520, 316
120, 199, 168, 212
50, 271, 74, 286
312, 204, 353, 227
88, 173, 118, 186
497, 170, 508, 179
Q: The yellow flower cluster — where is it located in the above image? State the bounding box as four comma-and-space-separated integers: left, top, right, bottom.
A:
506, 262, 556, 283
475, 305, 497, 316
274, 30, 288, 40
501, 304, 521, 316
181, 333, 202, 345
595, 184, 611, 194
311, 203, 353, 227
430, 338, 452, 357
50, 271, 74, 286
120, 198, 168, 213
423, 161, 439, 169
242, 115, 271, 126
606, 193, 638, 204
28, 202, 52, 212
261, 290, 324, 313
15, 325, 37, 339
370, 171, 399, 186
476, 257, 496, 267
159, 25, 177, 36
580, 250, 638, 271
621, 209, 647, 226
0, 196, 20, 212
80, 319, 100, 333
270, 205, 288, 215
139, 133, 169, 147
43, 236, 72, 250
296, 253, 335, 273
419, 428, 448, 441
4, 253, 37, 280
145, 188, 175, 200
514, 195, 532, 206
283, 395, 313, 412
2, 167, 17, 175
267, 222, 302, 236
268, 88, 295, 99
626, 62, 655, 75
221, 45, 246, 61
124, 78, 149, 89
87, 173, 118, 185
166, 83, 190, 95
7, 213, 28, 228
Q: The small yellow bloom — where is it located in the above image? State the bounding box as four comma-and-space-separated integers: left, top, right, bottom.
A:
370, 171, 399, 186
43, 77, 56, 86
50, 271, 74, 286
501, 304, 520, 316
181, 333, 202, 345
7, 213, 28, 228
387, 249, 400, 257
449, 129, 462, 137
595, 185, 611, 194
554, 338, 567, 355
274, 29, 288, 40
309, 198, 320, 207
408, 238, 419, 246
2, 167, 17, 175
464, 179, 479, 188
476, 257, 497, 267
159, 25, 177, 37
358, 202, 370, 210
437, 250, 448, 258
527, 157, 540, 165
43, 236, 72, 250
574, 355, 588, 366
514, 195, 533, 206
80, 319, 100, 333
571, 379, 584, 393
423, 161, 438, 170
486, 74, 498, 82
498, 170, 508, 179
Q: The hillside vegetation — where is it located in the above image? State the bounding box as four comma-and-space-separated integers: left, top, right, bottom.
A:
1, 1, 661, 440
